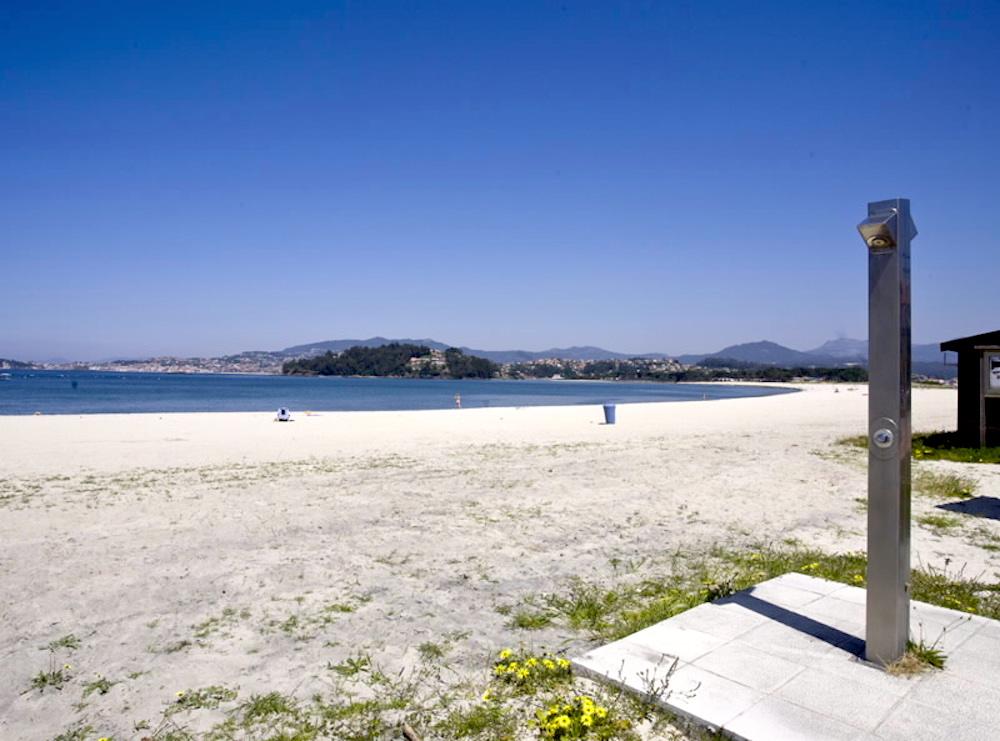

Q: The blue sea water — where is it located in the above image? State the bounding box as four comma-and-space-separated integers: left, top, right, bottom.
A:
0, 370, 795, 415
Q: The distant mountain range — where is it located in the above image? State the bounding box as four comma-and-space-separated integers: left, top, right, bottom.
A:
276, 336, 954, 377
276, 337, 665, 365
9, 335, 957, 378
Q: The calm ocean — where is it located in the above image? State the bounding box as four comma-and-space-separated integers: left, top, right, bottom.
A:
0, 370, 795, 415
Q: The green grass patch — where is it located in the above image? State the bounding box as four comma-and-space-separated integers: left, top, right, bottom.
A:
914, 431, 1000, 464
913, 470, 976, 499
718, 545, 999, 619
29, 664, 72, 693
169, 684, 239, 714
510, 608, 554, 631
528, 544, 1000, 643
42, 634, 81, 653
438, 701, 519, 738
916, 512, 963, 533
837, 430, 1000, 464
327, 652, 372, 677
888, 639, 947, 676
968, 525, 1000, 552
52, 724, 95, 741
837, 434, 868, 449
417, 641, 448, 662
193, 607, 251, 639
82, 675, 117, 698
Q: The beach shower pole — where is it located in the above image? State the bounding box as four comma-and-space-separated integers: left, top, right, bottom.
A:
858, 198, 916, 666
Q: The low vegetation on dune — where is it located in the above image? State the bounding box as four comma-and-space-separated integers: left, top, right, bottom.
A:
38, 541, 1000, 740
837, 431, 1000, 465
505, 544, 1000, 643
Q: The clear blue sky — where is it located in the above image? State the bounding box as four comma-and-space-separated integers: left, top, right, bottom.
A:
2, 1, 998, 360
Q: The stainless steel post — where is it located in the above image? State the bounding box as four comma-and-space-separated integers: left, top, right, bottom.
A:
857, 198, 916, 665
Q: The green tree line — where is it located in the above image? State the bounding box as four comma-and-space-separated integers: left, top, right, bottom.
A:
283, 343, 431, 376
508, 359, 868, 383
282, 344, 499, 379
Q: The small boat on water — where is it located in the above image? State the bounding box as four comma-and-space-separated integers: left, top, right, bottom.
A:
0, 373, 12, 381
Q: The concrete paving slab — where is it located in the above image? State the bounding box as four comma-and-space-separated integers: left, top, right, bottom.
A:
828, 583, 868, 605
905, 669, 1000, 728
810, 651, 912, 697
744, 580, 827, 609
773, 665, 902, 732
620, 620, 730, 663
725, 695, 868, 741
573, 573, 1000, 740
573, 637, 681, 690
977, 616, 1000, 641
691, 639, 805, 694
655, 662, 765, 730
872, 698, 997, 741
736, 614, 847, 663
666, 602, 768, 642
796, 593, 868, 630
941, 629, 1000, 686
774, 572, 851, 596
908, 604, 986, 652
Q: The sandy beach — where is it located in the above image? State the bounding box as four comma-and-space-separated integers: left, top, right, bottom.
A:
2, 384, 997, 739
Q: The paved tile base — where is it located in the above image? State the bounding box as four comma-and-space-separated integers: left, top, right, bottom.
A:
573, 573, 1000, 740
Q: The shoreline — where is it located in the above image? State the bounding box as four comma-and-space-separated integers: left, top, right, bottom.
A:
0, 373, 799, 419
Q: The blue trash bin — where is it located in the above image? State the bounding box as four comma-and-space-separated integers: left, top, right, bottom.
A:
603, 403, 616, 425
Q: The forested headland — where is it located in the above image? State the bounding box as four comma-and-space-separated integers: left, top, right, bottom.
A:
282, 344, 498, 379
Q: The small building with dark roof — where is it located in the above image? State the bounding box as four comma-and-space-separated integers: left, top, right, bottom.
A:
940, 330, 1000, 447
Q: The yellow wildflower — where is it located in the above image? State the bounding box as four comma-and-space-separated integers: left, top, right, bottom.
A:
595, 706, 608, 719
498, 648, 512, 660
581, 714, 594, 727
63, 664, 72, 670
481, 689, 493, 702
526, 657, 539, 667
542, 658, 556, 669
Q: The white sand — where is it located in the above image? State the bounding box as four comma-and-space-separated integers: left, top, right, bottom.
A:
1, 384, 997, 738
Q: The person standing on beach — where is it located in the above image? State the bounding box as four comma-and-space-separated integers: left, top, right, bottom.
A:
454, 392, 462, 409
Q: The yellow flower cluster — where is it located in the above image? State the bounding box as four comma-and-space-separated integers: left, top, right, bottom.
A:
493, 649, 571, 690
533, 695, 616, 739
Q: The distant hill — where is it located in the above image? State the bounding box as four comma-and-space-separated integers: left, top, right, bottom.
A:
700, 340, 824, 366
676, 338, 953, 378
276, 336, 954, 377
280, 337, 661, 364
0, 358, 36, 369
280, 337, 451, 357
807, 337, 947, 365
40, 335, 956, 378
807, 338, 867, 360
